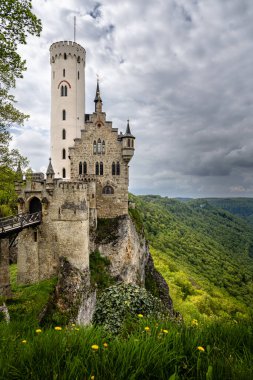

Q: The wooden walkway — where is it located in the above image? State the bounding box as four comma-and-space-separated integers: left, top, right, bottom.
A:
0, 212, 42, 238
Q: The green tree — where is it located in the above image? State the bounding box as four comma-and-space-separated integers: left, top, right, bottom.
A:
0, 0, 42, 215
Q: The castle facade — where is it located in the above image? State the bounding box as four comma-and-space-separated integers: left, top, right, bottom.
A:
16, 41, 135, 283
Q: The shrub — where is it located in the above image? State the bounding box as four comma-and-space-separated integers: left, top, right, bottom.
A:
93, 283, 164, 333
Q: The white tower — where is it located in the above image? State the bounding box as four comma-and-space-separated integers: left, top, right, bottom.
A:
50, 41, 86, 179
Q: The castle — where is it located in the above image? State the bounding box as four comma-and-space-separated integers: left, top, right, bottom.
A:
15, 41, 135, 284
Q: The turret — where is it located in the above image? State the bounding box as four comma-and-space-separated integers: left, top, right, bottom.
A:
122, 120, 135, 162
49, 41, 86, 179
46, 158, 55, 183
94, 79, 102, 113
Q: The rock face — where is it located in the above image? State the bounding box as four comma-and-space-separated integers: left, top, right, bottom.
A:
145, 252, 174, 315
0, 239, 11, 298
91, 215, 148, 285
40, 257, 96, 325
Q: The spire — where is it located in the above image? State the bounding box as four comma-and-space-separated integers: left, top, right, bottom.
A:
46, 158, 55, 175
16, 161, 23, 181
94, 77, 102, 112
124, 119, 134, 137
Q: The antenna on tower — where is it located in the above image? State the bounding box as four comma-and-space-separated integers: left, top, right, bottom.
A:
74, 16, 76, 42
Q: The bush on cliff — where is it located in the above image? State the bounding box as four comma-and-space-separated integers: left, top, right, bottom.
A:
93, 283, 165, 333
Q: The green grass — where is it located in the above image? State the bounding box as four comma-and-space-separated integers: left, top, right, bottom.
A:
0, 317, 252, 379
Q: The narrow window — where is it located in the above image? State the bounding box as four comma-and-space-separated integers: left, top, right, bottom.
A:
64, 53, 67, 60
100, 162, 103, 175
62, 149, 66, 159
64, 85, 67, 96
62, 168, 66, 178
102, 140, 105, 154
62, 129, 66, 140
34, 231, 37, 242
128, 139, 131, 147
62, 109, 66, 120
83, 161, 87, 175
77, 56, 80, 63
78, 71, 80, 80
93, 141, 97, 154
112, 162, 116, 175
116, 162, 120, 175
95, 162, 99, 175
97, 138, 101, 154
131, 139, 134, 147
79, 162, 82, 175
61, 85, 64, 96
63, 69, 65, 77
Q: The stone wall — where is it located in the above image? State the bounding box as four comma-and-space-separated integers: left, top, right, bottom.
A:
0, 239, 11, 297
70, 111, 129, 218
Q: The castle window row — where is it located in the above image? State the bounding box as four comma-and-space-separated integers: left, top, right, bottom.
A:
77, 162, 121, 176
93, 139, 105, 154
61, 85, 67, 96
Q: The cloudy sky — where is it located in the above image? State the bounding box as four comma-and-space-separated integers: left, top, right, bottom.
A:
10, 0, 253, 198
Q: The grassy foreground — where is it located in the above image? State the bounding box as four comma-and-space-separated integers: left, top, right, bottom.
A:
0, 317, 253, 380
0, 266, 253, 379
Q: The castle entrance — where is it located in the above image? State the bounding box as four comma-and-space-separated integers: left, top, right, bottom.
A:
29, 197, 42, 214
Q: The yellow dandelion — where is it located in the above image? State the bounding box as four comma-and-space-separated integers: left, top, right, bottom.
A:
36, 329, 42, 334
138, 314, 143, 318
91, 344, 99, 351
54, 326, 62, 331
162, 329, 169, 334
191, 319, 198, 327
103, 342, 108, 348
21, 340, 27, 344
75, 327, 80, 331
144, 326, 150, 332
71, 323, 76, 327
197, 346, 205, 352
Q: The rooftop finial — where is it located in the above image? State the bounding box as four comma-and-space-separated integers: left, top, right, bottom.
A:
94, 76, 102, 112
74, 16, 76, 42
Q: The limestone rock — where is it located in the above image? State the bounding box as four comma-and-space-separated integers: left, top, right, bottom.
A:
40, 257, 96, 325
91, 215, 148, 285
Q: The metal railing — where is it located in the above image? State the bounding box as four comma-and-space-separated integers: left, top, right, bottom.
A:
0, 212, 42, 237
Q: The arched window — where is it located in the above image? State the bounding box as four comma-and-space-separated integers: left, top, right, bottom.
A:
95, 162, 99, 175
116, 162, 120, 175
100, 162, 103, 175
78, 71, 80, 80
112, 162, 116, 175
79, 162, 82, 175
62, 168, 66, 178
102, 140, 105, 154
62, 149, 66, 159
62, 129, 66, 140
64, 53, 67, 60
128, 139, 131, 147
93, 141, 97, 154
102, 186, 114, 195
62, 109, 66, 120
83, 161, 87, 175
63, 69, 65, 77
97, 138, 101, 154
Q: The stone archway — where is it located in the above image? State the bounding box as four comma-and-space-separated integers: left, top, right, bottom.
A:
29, 197, 42, 214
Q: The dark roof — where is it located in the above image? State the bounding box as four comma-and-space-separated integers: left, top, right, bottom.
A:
124, 120, 135, 138
46, 158, 55, 175
94, 79, 102, 103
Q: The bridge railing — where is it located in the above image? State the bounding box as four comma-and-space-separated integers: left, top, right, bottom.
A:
0, 212, 42, 236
